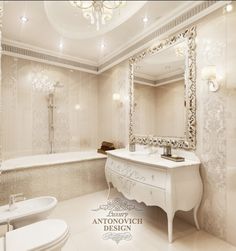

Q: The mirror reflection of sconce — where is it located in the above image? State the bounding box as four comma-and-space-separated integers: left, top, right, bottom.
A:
112, 93, 123, 106
224, 2, 233, 13
201, 65, 219, 92
74, 104, 81, 111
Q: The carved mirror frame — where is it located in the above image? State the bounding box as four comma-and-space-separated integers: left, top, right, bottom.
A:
129, 26, 196, 150
0, 3, 2, 165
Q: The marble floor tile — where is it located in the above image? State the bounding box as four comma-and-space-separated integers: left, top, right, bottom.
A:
49, 189, 236, 251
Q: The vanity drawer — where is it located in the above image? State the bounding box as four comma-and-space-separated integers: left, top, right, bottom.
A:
107, 169, 166, 209
106, 157, 167, 189
130, 162, 166, 189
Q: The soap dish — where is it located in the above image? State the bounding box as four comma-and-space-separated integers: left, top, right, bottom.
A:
161, 155, 185, 162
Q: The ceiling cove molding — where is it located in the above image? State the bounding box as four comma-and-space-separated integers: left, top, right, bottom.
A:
134, 76, 155, 86
155, 73, 184, 86
2, 43, 98, 74
2, 38, 98, 67
1, 1, 229, 75
98, 0, 196, 66
134, 73, 184, 87
135, 72, 156, 81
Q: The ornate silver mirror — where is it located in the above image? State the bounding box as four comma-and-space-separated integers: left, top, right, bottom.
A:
129, 27, 196, 150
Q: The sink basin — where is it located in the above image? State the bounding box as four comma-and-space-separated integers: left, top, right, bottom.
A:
129, 151, 150, 156
0, 196, 57, 229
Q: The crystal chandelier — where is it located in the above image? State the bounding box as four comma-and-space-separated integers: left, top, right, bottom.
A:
70, 1, 126, 31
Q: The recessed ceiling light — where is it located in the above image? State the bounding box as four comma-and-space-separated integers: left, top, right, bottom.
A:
143, 16, 148, 23
20, 16, 28, 23
101, 42, 105, 49
225, 3, 233, 12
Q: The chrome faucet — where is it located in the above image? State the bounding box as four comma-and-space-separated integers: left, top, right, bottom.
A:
9, 193, 25, 211
163, 145, 172, 157
129, 142, 136, 152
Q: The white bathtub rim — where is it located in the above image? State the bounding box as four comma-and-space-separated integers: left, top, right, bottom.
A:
0, 150, 107, 173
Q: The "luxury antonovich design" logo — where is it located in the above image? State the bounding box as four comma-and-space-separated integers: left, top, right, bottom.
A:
92, 197, 143, 244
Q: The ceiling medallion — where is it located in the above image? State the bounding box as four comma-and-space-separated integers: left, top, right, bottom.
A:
70, 0, 126, 30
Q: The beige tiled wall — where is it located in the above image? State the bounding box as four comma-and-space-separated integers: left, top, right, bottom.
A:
134, 83, 156, 136
0, 159, 107, 204
98, 61, 129, 148
155, 80, 185, 138
1, 56, 99, 159
134, 80, 185, 137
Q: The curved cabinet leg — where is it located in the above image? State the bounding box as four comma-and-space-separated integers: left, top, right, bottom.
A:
107, 181, 111, 200
7, 220, 11, 232
193, 203, 200, 230
167, 212, 175, 243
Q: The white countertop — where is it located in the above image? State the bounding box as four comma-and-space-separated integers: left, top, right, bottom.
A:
107, 148, 200, 169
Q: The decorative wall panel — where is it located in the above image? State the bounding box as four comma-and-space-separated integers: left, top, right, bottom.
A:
200, 93, 226, 238
195, 11, 228, 240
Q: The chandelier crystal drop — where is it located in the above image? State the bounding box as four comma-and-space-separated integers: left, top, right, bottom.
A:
70, 1, 126, 31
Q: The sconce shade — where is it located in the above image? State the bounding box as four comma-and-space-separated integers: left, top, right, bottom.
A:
112, 93, 121, 101
201, 65, 216, 80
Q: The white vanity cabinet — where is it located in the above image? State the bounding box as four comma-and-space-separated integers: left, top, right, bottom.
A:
105, 149, 203, 243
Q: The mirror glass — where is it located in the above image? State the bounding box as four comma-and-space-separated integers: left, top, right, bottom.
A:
133, 41, 186, 138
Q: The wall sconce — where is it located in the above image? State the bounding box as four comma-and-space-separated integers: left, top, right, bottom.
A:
201, 65, 219, 92
112, 93, 120, 101
112, 93, 123, 106
74, 104, 81, 110
224, 2, 233, 13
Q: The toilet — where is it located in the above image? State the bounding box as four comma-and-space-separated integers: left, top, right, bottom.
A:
0, 219, 69, 251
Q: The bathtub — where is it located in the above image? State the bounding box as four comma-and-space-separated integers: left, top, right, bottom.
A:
0, 150, 107, 204
1, 150, 107, 172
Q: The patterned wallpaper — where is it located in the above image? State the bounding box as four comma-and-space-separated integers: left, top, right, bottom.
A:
194, 10, 228, 240
178, 9, 236, 246
199, 92, 227, 238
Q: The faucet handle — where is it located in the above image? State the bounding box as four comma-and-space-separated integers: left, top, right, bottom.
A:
9, 193, 25, 202
129, 142, 136, 152
163, 145, 172, 156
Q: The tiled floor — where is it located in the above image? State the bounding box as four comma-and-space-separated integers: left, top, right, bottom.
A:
48, 190, 236, 251
49, 190, 236, 251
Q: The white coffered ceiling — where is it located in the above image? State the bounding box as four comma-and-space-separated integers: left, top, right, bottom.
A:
2, 1, 190, 66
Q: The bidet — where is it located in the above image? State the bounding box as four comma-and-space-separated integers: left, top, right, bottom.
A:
0, 196, 57, 229
8, 193, 25, 211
